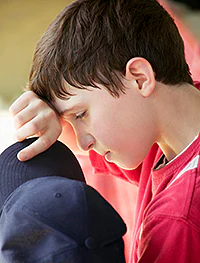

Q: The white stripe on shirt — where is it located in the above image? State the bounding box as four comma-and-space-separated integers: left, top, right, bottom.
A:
166, 155, 200, 189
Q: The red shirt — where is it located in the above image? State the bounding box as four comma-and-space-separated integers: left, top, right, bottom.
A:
133, 134, 200, 263
89, 82, 200, 262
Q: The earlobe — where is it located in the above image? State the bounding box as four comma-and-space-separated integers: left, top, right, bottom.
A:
125, 57, 156, 97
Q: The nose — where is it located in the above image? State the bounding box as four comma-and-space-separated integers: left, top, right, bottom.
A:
76, 132, 95, 152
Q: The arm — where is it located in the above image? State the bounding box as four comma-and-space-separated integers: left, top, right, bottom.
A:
9, 91, 62, 161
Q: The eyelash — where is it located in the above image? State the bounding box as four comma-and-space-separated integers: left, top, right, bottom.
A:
75, 111, 86, 120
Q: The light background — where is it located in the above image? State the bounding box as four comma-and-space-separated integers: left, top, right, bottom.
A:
0, 0, 71, 108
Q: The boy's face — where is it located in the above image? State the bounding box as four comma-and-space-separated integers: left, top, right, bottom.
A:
53, 80, 156, 169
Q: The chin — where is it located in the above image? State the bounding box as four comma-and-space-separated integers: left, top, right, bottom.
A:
113, 160, 141, 170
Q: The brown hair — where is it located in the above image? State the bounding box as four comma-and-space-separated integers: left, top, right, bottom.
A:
28, 0, 193, 105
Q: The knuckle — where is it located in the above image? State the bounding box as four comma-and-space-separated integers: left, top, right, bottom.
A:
14, 131, 22, 142
21, 91, 35, 104
36, 99, 46, 109
40, 136, 51, 149
24, 90, 36, 100
14, 114, 24, 128
29, 121, 39, 134
47, 108, 56, 118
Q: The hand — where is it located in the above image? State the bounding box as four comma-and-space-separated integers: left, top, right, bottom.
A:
9, 91, 62, 161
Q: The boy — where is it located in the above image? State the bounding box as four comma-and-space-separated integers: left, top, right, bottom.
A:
9, 0, 200, 262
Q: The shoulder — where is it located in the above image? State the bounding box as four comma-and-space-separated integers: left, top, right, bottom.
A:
145, 154, 200, 231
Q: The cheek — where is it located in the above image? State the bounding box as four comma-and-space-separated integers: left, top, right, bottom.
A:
89, 95, 155, 165
91, 119, 116, 145
91, 111, 134, 149
93, 114, 154, 168
116, 125, 156, 169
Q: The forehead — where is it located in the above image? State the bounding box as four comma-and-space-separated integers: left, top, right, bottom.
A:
52, 82, 101, 114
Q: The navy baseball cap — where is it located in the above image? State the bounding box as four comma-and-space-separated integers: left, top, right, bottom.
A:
0, 177, 127, 263
0, 139, 127, 262
0, 137, 85, 211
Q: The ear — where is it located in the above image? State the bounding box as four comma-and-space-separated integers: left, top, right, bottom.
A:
125, 57, 156, 97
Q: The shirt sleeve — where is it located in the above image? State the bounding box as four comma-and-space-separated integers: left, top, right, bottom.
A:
137, 215, 200, 263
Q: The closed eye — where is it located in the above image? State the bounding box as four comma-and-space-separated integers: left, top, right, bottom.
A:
75, 111, 86, 120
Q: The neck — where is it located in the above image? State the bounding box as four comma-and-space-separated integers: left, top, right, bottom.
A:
154, 82, 200, 161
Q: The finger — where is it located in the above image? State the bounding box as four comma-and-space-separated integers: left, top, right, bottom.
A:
14, 101, 56, 131
13, 116, 46, 142
17, 132, 59, 162
13, 105, 35, 130
9, 91, 35, 115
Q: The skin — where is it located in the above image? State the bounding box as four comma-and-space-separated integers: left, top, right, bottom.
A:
53, 82, 157, 169
9, 91, 62, 161
10, 58, 200, 168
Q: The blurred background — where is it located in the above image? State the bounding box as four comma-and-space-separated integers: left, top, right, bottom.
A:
0, 0, 71, 108
0, 1, 199, 262
0, 0, 72, 152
